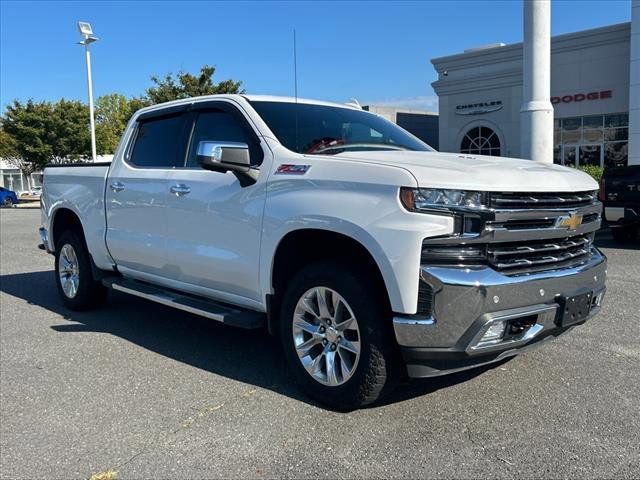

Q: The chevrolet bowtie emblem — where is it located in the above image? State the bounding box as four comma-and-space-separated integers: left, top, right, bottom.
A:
557, 213, 583, 231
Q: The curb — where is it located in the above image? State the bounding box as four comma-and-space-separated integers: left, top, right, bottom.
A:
9, 203, 40, 209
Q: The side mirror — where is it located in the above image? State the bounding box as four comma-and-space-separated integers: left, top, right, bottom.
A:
197, 141, 251, 173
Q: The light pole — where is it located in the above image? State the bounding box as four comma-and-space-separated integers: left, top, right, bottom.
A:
77, 21, 98, 162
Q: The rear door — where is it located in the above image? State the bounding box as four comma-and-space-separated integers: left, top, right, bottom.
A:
105, 107, 190, 277
164, 101, 268, 305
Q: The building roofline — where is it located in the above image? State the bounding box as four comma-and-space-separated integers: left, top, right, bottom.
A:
431, 21, 630, 67
364, 105, 438, 115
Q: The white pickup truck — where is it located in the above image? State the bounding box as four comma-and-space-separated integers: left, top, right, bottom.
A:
40, 95, 607, 409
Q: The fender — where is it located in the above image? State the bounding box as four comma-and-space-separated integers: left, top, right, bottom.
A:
263, 218, 403, 313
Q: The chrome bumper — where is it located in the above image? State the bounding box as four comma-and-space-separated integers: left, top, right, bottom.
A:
393, 249, 606, 364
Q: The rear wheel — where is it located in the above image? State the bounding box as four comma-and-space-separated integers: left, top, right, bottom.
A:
279, 262, 401, 410
54, 231, 107, 310
2, 197, 13, 207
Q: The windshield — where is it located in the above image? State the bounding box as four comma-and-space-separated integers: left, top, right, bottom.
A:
250, 101, 434, 155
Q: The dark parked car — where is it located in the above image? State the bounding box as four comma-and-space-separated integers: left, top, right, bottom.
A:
0, 187, 18, 207
600, 165, 640, 242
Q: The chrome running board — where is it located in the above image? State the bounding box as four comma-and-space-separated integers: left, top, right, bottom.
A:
102, 277, 265, 329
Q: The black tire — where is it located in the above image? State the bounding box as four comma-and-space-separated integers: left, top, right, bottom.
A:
610, 226, 638, 242
2, 197, 13, 207
279, 261, 402, 410
54, 231, 107, 310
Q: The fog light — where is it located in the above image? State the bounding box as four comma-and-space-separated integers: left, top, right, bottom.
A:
593, 291, 605, 307
477, 321, 507, 346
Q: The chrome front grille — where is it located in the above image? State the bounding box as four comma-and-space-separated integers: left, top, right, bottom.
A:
489, 191, 597, 210
421, 190, 603, 277
488, 235, 594, 274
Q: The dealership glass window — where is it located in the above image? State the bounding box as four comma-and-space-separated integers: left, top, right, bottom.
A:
555, 112, 628, 168
460, 126, 501, 156
603, 128, 628, 141
561, 117, 582, 130
563, 147, 577, 167
583, 129, 603, 143
604, 113, 628, 127
579, 145, 601, 167
604, 142, 628, 168
582, 115, 603, 129
562, 130, 581, 144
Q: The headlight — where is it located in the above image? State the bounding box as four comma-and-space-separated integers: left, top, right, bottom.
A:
400, 187, 484, 212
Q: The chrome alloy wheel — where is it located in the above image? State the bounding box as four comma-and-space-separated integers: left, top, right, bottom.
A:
58, 244, 80, 299
292, 287, 361, 386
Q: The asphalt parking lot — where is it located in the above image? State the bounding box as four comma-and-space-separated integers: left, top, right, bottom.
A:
1, 209, 638, 479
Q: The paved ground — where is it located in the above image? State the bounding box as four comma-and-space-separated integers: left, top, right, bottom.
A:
1, 209, 638, 479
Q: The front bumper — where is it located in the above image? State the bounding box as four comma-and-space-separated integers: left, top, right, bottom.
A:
393, 248, 607, 378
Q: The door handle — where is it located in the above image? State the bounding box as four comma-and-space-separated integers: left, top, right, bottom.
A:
170, 184, 191, 196
110, 182, 125, 192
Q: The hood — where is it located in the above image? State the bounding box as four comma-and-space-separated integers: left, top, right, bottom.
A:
332, 150, 599, 192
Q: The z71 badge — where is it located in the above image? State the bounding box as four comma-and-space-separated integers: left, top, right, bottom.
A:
275, 164, 311, 175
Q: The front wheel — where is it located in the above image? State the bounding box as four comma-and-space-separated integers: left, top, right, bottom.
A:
279, 262, 401, 410
2, 197, 14, 207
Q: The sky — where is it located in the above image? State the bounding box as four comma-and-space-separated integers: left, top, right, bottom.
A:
0, 0, 632, 113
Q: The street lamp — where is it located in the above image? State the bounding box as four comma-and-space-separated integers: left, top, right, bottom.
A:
77, 21, 98, 162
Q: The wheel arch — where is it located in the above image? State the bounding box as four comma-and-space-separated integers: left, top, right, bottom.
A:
266, 228, 397, 335
50, 207, 86, 253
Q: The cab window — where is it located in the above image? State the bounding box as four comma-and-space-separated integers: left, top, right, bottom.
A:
129, 113, 188, 168
186, 109, 262, 168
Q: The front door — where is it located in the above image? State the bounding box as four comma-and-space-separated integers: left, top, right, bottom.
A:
106, 109, 190, 277
164, 103, 268, 306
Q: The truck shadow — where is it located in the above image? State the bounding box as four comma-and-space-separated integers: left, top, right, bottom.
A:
594, 229, 639, 250
0, 270, 500, 411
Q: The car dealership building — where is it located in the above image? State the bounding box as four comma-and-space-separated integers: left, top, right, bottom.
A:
431, 22, 633, 168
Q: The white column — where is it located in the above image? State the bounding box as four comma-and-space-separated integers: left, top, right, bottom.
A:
628, 0, 640, 166
520, 0, 554, 162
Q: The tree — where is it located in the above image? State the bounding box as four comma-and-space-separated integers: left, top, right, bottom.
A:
145, 65, 244, 104
49, 99, 92, 162
94, 93, 148, 154
95, 93, 129, 154
1, 99, 90, 174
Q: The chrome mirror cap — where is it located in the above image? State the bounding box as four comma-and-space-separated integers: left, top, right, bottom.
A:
197, 141, 251, 173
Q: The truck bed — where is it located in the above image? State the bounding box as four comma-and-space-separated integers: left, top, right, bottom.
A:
41, 163, 112, 268
44, 162, 113, 168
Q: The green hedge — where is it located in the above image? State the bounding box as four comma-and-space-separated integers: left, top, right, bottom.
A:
575, 165, 604, 182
